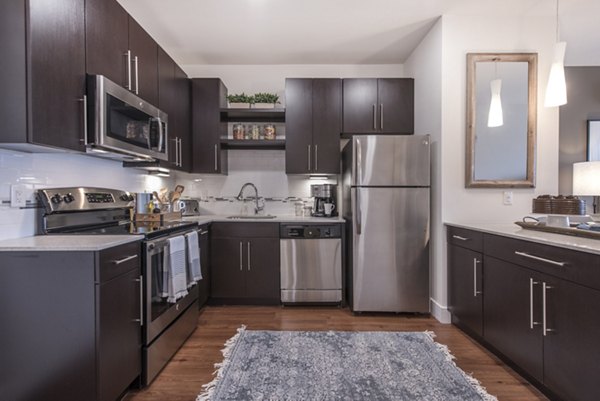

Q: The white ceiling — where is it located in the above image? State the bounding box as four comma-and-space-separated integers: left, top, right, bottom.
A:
118, 0, 600, 66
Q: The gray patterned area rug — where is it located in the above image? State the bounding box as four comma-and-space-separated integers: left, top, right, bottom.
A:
197, 327, 497, 401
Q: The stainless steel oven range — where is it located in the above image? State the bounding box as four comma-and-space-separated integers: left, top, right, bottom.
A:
37, 186, 200, 386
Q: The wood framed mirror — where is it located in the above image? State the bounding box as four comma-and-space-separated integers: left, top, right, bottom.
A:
466, 53, 537, 188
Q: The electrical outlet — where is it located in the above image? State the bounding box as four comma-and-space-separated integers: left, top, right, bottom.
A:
11, 184, 27, 208
503, 191, 513, 206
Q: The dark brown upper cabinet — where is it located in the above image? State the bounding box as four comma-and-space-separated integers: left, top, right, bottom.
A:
0, 0, 86, 152
342, 78, 414, 134
191, 79, 228, 174
86, 0, 158, 105
158, 47, 191, 172
285, 78, 341, 174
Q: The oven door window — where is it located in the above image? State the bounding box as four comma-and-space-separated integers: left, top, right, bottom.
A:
106, 94, 165, 153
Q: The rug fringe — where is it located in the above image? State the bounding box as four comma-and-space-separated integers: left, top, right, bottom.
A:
196, 325, 246, 401
425, 332, 498, 401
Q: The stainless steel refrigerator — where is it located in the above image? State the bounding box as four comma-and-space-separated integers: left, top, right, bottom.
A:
342, 135, 430, 313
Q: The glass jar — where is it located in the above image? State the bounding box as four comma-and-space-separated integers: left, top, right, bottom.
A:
294, 202, 304, 216
244, 125, 252, 140
251, 124, 260, 140
264, 124, 276, 140
233, 124, 244, 140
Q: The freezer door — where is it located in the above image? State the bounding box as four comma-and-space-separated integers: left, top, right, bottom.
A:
352, 135, 430, 187
351, 187, 430, 312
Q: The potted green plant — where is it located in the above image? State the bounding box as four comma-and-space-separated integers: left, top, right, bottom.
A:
252, 92, 280, 109
227, 93, 254, 108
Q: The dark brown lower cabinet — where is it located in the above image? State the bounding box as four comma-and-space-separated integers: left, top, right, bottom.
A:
448, 224, 600, 401
210, 223, 279, 304
483, 256, 543, 382
0, 242, 141, 401
448, 245, 483, 337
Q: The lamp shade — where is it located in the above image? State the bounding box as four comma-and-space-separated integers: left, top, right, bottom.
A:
544, 41, 567, 107
573, 161, 600, 195
487, 79, 503, 127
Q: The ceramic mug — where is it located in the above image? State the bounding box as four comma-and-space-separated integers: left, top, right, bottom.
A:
324, 203, 335, 216
546, 215, 570, 228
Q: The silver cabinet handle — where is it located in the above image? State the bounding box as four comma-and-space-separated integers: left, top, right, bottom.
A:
473, 258, 482, 297
314, 145, 318, 171
247, 241, 251, 271
452, 235, 469, 241
78, 95, 88, 145
200, 230, 209, 236
134, 55, 139, 95
514, 251, 566, 267
372, 104, 377, 130
542, 282, 555, 336
239, 241, 243, 271
172, 138, 179, 166
380, 104, 384, 130
134, 276, 143, 326
307, 145, 311, 171
529, 278, 540, 329
214, 144, 218, 171
178, 138, 183, 167
125, 50, 132, 90
112, 254, 138, 265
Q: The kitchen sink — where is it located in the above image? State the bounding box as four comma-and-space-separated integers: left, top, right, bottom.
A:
226, 215, 277, 220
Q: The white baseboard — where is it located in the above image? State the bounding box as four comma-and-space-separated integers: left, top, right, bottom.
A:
430, 298, 451, 324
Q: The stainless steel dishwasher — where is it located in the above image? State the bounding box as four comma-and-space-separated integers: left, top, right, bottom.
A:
280, 224, 342, 303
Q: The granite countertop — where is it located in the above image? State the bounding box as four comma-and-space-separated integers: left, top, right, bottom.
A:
183, 215, 346, 224
445, 221, 600, 255
0, 235, 144, 252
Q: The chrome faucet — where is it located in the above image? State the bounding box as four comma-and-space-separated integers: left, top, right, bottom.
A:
236, 183, 264, 214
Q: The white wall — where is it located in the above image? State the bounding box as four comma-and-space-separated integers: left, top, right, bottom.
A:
430, 14, 558, 321
404, 19, 444, 321
0, 150, 171, 241
183, 64, 405, 102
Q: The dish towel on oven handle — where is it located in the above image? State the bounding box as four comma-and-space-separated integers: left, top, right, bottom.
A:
185, 231, 202, 288
165, 235, 188, 303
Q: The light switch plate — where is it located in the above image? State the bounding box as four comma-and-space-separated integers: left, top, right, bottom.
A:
503, 191, 513, 205
11, 184, 27, 208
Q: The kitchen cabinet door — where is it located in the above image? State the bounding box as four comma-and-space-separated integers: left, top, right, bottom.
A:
97, 268, 141, 401
245, 238, 280, 303
29, 0, 86, 151
342, 79, 378, 134
128, 17, 158, 105
543, 277, 600, 401
378, 78, 414, 134
158, 47, 178, 168
174, 64, 191, 172
285, 78, 313, 174
312, 79, 342, 174
483, 256, 543, 382
85, 0, 129, 88
448, 245, 483, 337
191, 79, 228, 174
210, 238, 245, 299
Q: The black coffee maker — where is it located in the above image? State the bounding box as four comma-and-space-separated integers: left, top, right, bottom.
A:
311, 184, 337, 217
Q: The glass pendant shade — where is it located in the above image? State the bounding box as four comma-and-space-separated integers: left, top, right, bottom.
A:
544, 41, 567, 107
487, 79, 503, 127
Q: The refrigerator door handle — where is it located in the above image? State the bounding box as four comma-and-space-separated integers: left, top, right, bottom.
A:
355, 189, 362, 235
355, 138, 362, 186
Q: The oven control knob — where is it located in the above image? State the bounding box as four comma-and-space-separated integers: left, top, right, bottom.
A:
63, 193, 75, 203
51, 194, 63, 204
120, 194, 133, 202
129, 194, 135, 201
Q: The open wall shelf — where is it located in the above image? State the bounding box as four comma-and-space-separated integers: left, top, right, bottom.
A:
220, 139, 285, 150
220, 108, 286, 123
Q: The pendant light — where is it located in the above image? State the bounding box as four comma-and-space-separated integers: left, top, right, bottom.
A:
545, 0, 567, 107
488, 62, 503, 128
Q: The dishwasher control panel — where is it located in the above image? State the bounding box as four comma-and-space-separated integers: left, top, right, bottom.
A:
280, 224, 342, 239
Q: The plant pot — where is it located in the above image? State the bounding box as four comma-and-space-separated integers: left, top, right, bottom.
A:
252, 103, 277, 109
228, 102, 250, 108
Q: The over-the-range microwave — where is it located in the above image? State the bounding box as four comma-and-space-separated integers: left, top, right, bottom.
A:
86, 74, 168, 161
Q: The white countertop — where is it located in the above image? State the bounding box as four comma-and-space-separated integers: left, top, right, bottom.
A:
183, 215, 345, 224
0, 235, 143, 252
445, 221, 600, 255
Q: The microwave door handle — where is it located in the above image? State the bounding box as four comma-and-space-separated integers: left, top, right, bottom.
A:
158, 118, 165, 153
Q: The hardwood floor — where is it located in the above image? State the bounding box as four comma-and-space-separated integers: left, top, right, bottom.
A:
124, 306, 548, 401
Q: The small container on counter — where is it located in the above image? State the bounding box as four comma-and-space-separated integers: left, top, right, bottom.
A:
250, 124, 260, 140
264, 124, 276, 140
302, 205, 313, 217
295, 202, 305, 216
233, 124, 244, 140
